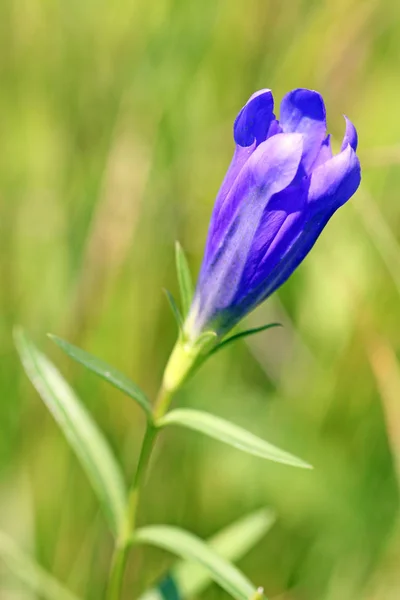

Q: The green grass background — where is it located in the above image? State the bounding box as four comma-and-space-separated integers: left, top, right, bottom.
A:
1, 0, 400, 598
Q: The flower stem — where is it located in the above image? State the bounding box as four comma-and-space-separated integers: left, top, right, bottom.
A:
125, 424, 157, 535
106, 336, 198, 599
153, 384, 173, 421
106, 544, 128, 600
106, 423, 157, 600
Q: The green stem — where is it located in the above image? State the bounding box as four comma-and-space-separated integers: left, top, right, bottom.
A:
106, 375, 176, 600
106, 335, 199, 599
106, 544, 128, 600
125, 424, 157, 536
153, 384, 173, 421
106, 424, 157, 600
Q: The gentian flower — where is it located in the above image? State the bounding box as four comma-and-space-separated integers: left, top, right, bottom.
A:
185, 88, 361, 340
161, 88, 360, 397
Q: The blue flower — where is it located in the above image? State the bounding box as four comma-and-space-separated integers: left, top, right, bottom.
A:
186, 88, 361, 339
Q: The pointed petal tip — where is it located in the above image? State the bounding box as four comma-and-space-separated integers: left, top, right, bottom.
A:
341, 115, 358, 151
308, 141, 361, 211
340, 142, 361, 181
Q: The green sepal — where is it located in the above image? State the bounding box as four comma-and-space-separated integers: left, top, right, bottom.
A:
209, 322, 282, 356
175, 241, 194, 318
161, 331, 217, 394
164, 288, 184, 333
163, 323, 281, 394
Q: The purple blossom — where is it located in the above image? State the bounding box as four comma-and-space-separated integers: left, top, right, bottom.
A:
186, 88, 361, 339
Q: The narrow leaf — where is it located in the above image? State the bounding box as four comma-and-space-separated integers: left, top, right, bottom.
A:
164, 289, 183, 331
157, 409, 312, 469
14, 328, 127, 537
0, 530, 81, 600
210, 323, 282, 356
139, 508, 275, 600
175, 241, 194, 318
132, 526, 260, 600
49, 334, 152, 418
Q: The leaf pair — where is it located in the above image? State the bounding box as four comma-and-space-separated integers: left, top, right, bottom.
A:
43, 333, 312, 470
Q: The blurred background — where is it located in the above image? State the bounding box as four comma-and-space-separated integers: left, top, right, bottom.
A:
1, 0, 400, 598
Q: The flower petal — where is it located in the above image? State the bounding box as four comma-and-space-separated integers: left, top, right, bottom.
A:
234, 144, 361, 316
203, 91, 276, 266
204, 132, 304, 268
202, 145, 253, 268
313, 135, 332, 168
308, 144, 361, 212
190, 133, 303, 336
213, 133, 304, 250
341, 116, 358, 151
280, 89, 327, 172
234, 89, 275, 147
237, 208, 334, 314
239, 182, 309, 293
267, 118, 282, 138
